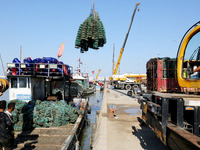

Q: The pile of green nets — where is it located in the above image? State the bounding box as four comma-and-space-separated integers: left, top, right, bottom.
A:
10, 100, 83, 131
10, 99, 34, 131
33, 100, 83, 128
75, 10, 106, 53
76, 80, 87, 91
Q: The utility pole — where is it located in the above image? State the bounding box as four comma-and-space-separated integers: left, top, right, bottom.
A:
112, 43, 115, 75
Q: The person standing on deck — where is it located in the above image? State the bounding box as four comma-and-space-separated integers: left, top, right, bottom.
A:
5, 103, 15, 121
0, 100, 14, 150
5, 102, 15, 148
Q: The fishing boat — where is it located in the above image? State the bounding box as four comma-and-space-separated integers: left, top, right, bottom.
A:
6, 57, 90, 149
73, 72, 96, 96
72, 58, 96, 96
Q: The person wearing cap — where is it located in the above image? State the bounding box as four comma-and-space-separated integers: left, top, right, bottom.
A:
0, 100, 14, 150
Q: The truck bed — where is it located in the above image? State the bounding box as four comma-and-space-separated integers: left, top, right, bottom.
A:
151, 91, 200, 106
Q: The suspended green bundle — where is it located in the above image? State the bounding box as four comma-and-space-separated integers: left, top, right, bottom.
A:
75, 9, 106, 53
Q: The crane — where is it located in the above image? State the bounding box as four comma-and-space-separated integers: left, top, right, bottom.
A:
109, 2, 142, 90
94, 69, 101, 83
113, 2, 140, 76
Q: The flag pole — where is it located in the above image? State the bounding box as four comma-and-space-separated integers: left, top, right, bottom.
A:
0, 53, 5, 75
20, 45, 22, 62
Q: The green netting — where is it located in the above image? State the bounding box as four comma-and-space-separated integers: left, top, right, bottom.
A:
9, 99, 34, 131
10, 99, 83, 131
163, 70, 167, 78
33, 100, 83, 128
75, 10, 106, 53
76, 80, 87, 91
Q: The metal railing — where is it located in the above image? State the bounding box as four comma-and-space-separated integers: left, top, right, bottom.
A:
7, 63, 73, 77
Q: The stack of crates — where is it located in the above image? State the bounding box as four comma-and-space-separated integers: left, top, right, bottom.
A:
147, 57, 180, 92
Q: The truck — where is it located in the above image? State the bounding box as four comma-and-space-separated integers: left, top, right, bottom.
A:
112, 73, 146, 90
138, 21, 200, 150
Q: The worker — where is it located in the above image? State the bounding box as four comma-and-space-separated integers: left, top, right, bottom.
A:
5, 102, 15, 148
0, 100, 14, 150
52, 82, 63, 100
193, 65, 200, 73
5, 103, 15, 121
191, 66, 200, 78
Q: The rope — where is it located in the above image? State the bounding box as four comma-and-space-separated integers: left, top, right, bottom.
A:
91, 0, 95, 15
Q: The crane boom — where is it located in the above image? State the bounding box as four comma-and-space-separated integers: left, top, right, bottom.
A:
113, 2, 140, 75
94, 69, 101, 82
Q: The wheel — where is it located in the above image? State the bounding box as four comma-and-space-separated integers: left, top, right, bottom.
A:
127, 90, 132, 96
125, 84, 132, 90
121, 84, 125, 89
132, 85, 139, 89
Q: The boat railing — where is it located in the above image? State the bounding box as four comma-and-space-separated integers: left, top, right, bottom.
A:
6, 63, 73, 78
81, 73, 89, 78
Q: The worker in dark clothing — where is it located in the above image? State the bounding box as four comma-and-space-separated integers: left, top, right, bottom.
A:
5, 102, 15, 149
0, 100, 14, 150
5, 103, 15, 121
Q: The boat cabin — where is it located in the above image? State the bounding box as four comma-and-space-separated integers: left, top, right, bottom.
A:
6, 58, 77, 101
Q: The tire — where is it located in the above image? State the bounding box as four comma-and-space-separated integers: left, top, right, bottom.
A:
125, 84, 132, 90
132, 85, 139, 95
127, 90, 132, 96
132, 85, 139, 89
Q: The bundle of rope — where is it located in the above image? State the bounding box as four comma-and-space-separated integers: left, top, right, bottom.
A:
75, 7, 106, 53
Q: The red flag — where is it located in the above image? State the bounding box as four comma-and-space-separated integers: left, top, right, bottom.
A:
92, 71, 95, 74
57, 42, 65, 59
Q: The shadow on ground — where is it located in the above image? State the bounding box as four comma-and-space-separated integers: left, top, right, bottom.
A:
131, 117, 169, 150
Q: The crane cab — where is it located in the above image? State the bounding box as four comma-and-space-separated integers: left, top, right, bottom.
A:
177, 22, 200, 88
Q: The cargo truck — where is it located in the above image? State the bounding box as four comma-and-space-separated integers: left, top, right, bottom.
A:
138, 21, 200, 150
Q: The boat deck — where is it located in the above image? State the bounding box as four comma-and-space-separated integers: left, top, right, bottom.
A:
14, 125, 74, 150
14, 98, 88, 150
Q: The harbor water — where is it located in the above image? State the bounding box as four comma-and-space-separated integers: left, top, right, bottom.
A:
80, 90, 103, 150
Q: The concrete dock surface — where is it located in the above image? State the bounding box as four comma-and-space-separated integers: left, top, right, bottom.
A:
92, 84, 169, 150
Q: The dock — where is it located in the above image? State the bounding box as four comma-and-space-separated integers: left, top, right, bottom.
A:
92, 84, 169, 150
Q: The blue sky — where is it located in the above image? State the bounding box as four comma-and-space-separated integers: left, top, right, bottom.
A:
0, 0, 200, 77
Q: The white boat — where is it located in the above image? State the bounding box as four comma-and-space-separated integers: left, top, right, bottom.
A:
73, 72, 96, 96
6, 57, 82, 101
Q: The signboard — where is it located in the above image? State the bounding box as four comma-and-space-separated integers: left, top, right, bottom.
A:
17, 94, 31, 101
